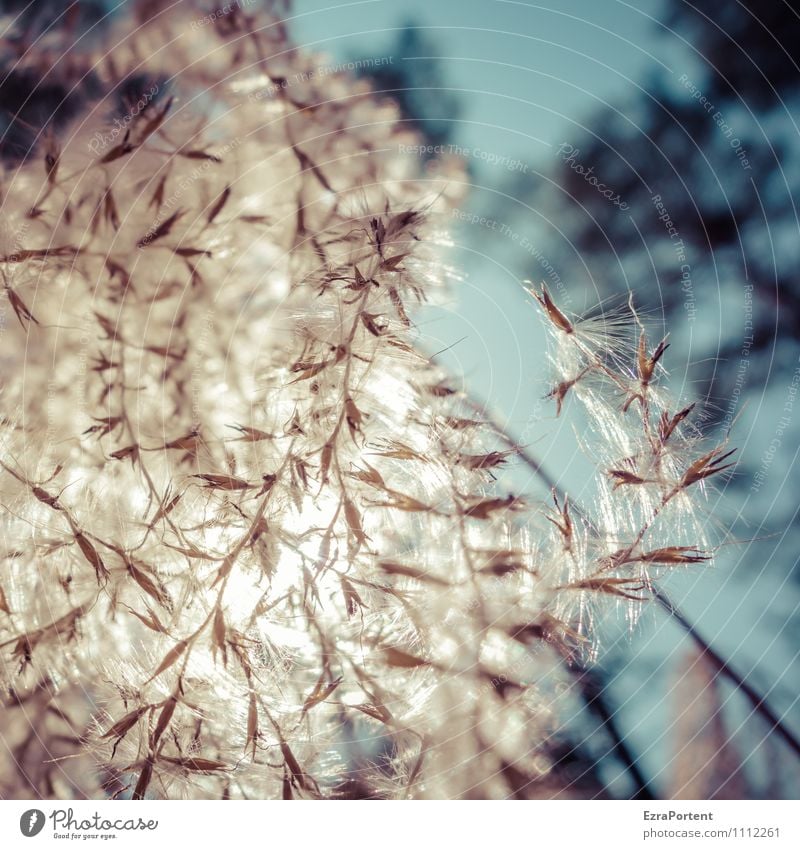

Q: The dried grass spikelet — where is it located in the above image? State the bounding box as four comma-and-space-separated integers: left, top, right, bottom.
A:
0, 4, 729, 800
531, 283, 734, 633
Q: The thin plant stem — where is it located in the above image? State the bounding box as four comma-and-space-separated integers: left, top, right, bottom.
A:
471, 394, 800, 762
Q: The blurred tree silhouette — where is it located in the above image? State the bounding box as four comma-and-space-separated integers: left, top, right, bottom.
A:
0, 0, 111, 40
505, 0, 800, 797
502, 0, 800, 436
474, 0, 800, 796
351, 22, 460, 150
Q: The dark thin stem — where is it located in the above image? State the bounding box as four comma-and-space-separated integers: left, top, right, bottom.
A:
460, 397, 656, 795
576, 665, 655, 800
653, 588, 800, 759
461, 396, 562, 492
468, 394, 800, 763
